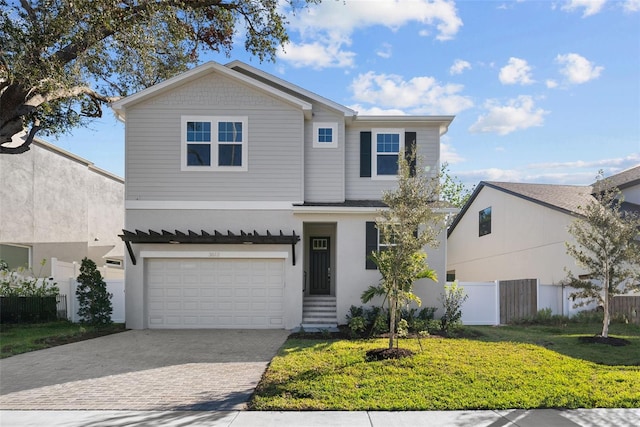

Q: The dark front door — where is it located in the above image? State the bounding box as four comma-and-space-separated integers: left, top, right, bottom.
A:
309, 237, 330, 295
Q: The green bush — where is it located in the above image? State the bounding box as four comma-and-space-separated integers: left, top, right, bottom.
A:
0, 259, 59, 297
439, 281, 468, 335
76, 258, 113, 325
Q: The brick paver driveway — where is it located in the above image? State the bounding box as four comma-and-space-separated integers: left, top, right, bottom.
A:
0, 329, 289, 410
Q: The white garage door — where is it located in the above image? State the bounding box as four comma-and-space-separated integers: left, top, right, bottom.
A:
146, 258, 284, 329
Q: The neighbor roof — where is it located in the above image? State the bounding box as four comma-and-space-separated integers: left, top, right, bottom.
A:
597, 165, 640, 191
447, 181, 595, 236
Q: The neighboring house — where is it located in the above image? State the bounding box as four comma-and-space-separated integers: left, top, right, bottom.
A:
0, 138, 125, 277
447, 165, 640, 284
111, 60, 454, 330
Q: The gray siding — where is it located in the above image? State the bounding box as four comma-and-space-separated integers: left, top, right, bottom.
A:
304, 107, 345, 202
125, 73, 304, 202
345, 122, 440, 200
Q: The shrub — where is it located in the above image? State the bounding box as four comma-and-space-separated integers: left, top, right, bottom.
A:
0, 259, 59, 297
440, 281, 468, 336
76, 258, 113, 325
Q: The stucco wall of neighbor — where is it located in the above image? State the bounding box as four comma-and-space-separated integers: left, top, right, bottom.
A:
447, 187, 586, 284
622, 184, 640, 204
0, 141, 124, 273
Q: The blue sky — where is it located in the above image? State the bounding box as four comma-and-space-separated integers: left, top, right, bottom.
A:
51, 0, 639, 189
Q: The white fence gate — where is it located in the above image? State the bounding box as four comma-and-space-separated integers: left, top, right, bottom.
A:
50, 258, 125, 323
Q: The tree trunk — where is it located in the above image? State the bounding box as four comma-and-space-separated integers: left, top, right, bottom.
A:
388, 294, 396, 349
602, 286, 610, 338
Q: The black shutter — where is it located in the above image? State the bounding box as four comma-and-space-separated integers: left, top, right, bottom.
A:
360, 131, 372, 177
365, 221, 378, 270
405, 131, 417, 177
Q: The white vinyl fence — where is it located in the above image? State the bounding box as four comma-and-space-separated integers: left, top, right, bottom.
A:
453, 280, 598, 325
458, 281, 500, 325
50, 258, 125, 323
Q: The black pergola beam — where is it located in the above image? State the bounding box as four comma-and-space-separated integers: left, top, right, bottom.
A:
119, 229, 300, 265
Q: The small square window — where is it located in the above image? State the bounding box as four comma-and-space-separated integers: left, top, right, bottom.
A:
313, 122, 338, 148
318, 128, 333, 143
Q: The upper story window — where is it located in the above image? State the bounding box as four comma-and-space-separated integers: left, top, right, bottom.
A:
181, 116, 248, 171
313, 122, 338, 148
373, 129, 404, 179
479, 206, 492, 236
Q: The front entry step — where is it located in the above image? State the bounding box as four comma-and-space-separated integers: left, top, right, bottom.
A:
301, 296, 338, 329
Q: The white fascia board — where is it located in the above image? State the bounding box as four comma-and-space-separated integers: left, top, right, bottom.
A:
125, 200, 298, 210
226, 60, 356, 118
353, 115, 454, 136
292, 206, 384, 215
110, 61, 312, 120
292, 206, 458, 215
140, 250, 289, 260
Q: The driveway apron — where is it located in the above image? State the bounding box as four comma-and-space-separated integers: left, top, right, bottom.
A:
0, 329, 289, 410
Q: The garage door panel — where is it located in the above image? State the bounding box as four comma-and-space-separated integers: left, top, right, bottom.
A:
146, 258, 285, 329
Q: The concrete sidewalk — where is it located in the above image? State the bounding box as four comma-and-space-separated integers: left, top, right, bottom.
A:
2, 409, 639, 427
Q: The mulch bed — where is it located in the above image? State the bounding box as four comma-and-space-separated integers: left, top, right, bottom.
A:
365, 347, 414, 361
578, 335, 631, 347
34, 325, 127, 347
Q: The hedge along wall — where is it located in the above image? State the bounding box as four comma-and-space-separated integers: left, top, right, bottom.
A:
0, 296, 58, 323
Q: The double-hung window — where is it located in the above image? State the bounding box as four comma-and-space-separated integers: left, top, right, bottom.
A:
182, 116, 248, 171
372, 129, 404, 179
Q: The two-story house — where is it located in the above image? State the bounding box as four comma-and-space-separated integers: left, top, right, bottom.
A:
0, 138, 124, 276
111, 60, 454, 330
447, 165, 640, 284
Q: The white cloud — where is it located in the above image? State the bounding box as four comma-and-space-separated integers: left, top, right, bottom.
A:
441, 141, 465, 164
279, 0, 463, 68
546, 79, 559, 88
376, 43, 393, 59
469, 95, 548, 135
499, 57, 534, 85
624, 0, 640, 12
561, 0, 607, 17
349, 72, 473, 115
450, 59, 471, 75
348, 104, 406, 115
281, 38, 356, 69
555, 53, 604, 84
527, 154, 640, 171
455, 154, 640, 187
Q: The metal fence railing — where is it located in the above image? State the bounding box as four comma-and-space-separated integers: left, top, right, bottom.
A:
0, 295, 68, 323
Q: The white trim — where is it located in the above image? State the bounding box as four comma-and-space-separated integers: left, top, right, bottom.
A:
111, 61, 312, 119
312, 122, 338, 148
293, 206, 382, 214
140, 250, 289, 260
226, 60, 356, 117
372, 128, 404, 180
126, 200, 297, 210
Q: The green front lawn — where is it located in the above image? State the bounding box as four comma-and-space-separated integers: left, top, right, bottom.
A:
251, 324, 640, 410
0, 321, 126, 358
